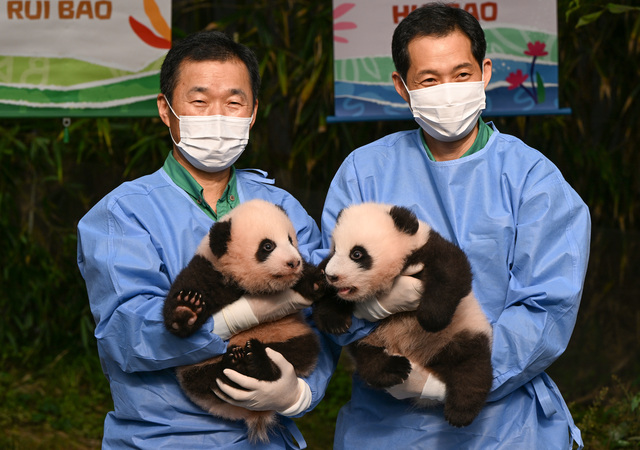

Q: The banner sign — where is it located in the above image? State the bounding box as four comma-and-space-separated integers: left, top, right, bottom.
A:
331, 1, 566, 121
0, 0, 172, 117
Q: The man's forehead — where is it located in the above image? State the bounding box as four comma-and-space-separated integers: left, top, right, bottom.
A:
176, 60, 252, 96
407, 33, 477, 70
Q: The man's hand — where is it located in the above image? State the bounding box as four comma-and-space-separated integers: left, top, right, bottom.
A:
212, 290, 311, 339
354, 264, 424, 321
214, 348, 312, 415
245, 289, 313, 323
385, 361, 446, 401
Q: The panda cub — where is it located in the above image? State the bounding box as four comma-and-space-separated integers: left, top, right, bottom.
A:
313, 202, 493, 427
163, 199, 322, 443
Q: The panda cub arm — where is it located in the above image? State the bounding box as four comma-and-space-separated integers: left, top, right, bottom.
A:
295, 258, 355, 334
163, 220, 245, 339
163, 254, 244, 338
292, 260, 328, 302
311, 257, 354, 335
312, 296, 355, 335
408, 230, 474, 333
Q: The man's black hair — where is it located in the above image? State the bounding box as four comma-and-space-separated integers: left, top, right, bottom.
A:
391, 2, 487, 81
160, 30, 261, 106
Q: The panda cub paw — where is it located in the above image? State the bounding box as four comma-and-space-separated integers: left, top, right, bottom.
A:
312, 298, 353, 335
356, 351, 412, 389
372, 354, 412, 388
223, 339, 281, 382
167, 290, 205, 337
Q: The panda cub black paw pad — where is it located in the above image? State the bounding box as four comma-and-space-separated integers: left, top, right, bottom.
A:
169, 290, 205, 333
223, 339, 281, 382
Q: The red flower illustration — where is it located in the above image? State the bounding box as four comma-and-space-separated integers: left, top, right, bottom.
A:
524, 41, 548, 57
333, 3, 357, 43
506, 41, 547, 104
506, 69, 529, 90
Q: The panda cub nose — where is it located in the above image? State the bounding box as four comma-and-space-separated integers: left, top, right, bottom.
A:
287, 259, 301, 269
325, 273, 339, 283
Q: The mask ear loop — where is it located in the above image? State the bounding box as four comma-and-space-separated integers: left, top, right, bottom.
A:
399, 76, 415, 113
400, 76, 412, 94
164, 97, 182, 146
164, 98, 181, 120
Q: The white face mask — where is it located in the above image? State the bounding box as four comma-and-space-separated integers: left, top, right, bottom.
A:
402, 77, 486, 142
166, 100, 252, 172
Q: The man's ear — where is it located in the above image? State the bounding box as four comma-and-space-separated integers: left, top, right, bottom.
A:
157, 94, 171, 128
250, 99, 259, 129
392, 71, 411, 105
482, 59, 492, 88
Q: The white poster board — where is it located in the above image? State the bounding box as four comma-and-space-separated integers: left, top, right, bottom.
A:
331, 1, 565, 121
0, 0, 172, 117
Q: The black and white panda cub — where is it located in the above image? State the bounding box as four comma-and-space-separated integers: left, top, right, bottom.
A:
313, 202, 493, 427
163, 199, 323, 443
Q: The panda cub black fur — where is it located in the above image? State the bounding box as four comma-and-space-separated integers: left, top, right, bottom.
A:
313, 202, 493, 428
163, 199, 323, 443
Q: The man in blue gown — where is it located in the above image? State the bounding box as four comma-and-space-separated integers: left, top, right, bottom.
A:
319, 4, 591, 449
77, 31, 342, 449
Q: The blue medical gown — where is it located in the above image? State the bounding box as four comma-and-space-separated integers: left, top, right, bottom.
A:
318, 125, 591, 449
77, 167, 341, 449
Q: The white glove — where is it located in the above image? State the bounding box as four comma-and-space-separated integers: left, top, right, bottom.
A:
385, 361, 446, 401
212, 289, 312, 339
214, 348, 312, 416
354, 264, 424, 322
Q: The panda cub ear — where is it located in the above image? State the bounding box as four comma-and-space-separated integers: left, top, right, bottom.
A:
209, 219, 232, 258
335, 207, 345, 225
389, 206, 419, 236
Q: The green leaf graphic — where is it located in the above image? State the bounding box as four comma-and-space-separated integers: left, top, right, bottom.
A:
536, 72, 546, 104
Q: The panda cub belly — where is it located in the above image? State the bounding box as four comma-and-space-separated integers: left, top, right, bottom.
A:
365, 293, 492, 361
162, 199, 324, 443
315, 202, 493, 428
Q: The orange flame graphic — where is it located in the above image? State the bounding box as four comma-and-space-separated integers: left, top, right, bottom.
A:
129, 0, 171, 49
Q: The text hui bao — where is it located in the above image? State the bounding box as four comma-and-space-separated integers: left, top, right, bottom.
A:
7, 1, 113, 20
393, 3, 498, 23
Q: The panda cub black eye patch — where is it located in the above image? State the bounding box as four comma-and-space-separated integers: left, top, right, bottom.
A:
350, 245, 372, 270
256, 238, 276, 262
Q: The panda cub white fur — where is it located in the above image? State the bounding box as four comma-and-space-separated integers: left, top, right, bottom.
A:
313, 202, 493, 427
163, 199, 323, 443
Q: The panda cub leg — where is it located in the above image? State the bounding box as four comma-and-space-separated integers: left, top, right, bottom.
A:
266, 333, 320, 376
177, 357, 227, 405
224, 332, 320, 382
429, 331, 493, 427
348, 341, 412, 388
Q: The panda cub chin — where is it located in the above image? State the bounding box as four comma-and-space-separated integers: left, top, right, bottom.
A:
314, 202, 493, 428
162, 199, 324, 443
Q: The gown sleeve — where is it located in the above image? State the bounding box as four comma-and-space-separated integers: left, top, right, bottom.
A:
77, 195, 227, 374
488, 164, 591, 400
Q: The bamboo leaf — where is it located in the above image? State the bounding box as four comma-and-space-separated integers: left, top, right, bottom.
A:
606, 4, 640, 14
576, 10, 604, 27
277, 51, 288, 96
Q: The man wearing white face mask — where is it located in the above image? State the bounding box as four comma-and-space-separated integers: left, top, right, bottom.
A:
77, 30, 350, 449
320, 3, 590, 449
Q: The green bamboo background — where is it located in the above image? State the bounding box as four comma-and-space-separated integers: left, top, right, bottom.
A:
1, 0, 639, 448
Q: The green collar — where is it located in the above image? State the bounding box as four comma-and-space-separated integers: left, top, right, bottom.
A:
421, 117, 493, 161
162, 152, 239, 220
